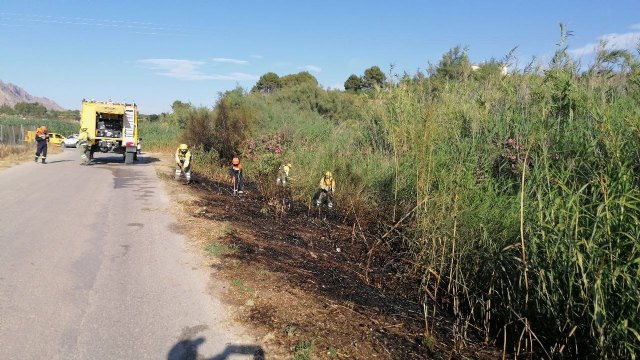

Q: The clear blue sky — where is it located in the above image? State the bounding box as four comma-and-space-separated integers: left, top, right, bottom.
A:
1, 0, 639, 114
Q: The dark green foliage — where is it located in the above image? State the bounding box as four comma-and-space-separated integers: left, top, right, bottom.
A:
362, 65, 386, 90
14, 102, 47, 116
271, 83, 359, 122
280, 71, 318, 88
213, 88, 257, 160
344, 74, 363, 92
170, 100, 194, 129
180, 106, 215, 152
171, 100, 192, 113
317, 90, 362, 121
276, 82, 326, 114
431, 45, 472, 81
252, 72, 281, 93
142, 114, 160, 122
0, 104, 15, 115
344, 66, 387, 92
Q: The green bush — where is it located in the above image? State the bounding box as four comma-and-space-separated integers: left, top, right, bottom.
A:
138, 119, 177, 152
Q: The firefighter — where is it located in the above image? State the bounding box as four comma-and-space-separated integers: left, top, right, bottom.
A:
34, 126, 49, 164
175, 144, 192, 183
276, 163, 292, 187
315, 171, 335, 208
276, 163, 293, 209
77, 128, 91, 165
230, 157, 244, 194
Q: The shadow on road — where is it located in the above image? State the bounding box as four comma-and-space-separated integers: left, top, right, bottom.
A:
43, 159, 73, 164
83, 155, 161, 165
167, 337, 265, 360
136, 155, 161, 164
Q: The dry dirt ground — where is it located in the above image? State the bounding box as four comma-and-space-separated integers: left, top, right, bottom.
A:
0, 143, 62, 169
156, 155, 499, 360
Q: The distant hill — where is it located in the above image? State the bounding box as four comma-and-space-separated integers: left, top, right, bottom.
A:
0, 80, 64, 111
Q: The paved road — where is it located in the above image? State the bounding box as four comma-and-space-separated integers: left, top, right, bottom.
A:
0, 149, 259, 359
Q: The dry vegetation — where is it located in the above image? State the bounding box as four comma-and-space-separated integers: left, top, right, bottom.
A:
0, 143, 61, 169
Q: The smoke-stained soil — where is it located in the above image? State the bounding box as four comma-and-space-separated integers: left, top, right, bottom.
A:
168, 171, 497, 359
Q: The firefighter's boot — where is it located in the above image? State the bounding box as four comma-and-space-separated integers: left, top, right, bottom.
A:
34, 156, 38, 162
41, 158, 46, 164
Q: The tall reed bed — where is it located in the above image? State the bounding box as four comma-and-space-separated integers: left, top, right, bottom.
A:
138, 119, 178, 152
364, 65, 640, 357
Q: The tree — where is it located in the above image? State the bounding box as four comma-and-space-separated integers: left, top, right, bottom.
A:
362, 66, 386, 90
433, 46, 472, 81
181, 107, 215, 151
213, 90, 256, 159
172, 100, 191, 112
170, 100, 194, 129
146, 114, 160, 122
280, 71, 318, 88
252, 72, 281, 93
344, 74, 363, 92
14, 102, 47, 116
0, 104, 14, 115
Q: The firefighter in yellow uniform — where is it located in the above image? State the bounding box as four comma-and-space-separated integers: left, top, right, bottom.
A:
276, 163, 293, 208
77, 128, 91, 165
315, 171, 335, 208
175, 144, 192, 183
276, 163, 292, 187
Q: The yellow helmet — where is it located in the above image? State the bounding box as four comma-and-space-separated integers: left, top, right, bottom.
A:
325, 171, 332, 178
286, 163, 292, 168
179, 144, 188, 150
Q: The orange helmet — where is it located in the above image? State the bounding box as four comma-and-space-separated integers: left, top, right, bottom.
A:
232, 157, 240, 165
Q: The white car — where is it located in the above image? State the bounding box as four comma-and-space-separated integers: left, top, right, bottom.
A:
62, 134, 79, 148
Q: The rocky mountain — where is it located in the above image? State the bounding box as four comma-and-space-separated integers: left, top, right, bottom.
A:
0, 80, 64, 111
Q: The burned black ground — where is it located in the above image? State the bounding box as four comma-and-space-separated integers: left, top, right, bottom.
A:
181, 175, 496, 359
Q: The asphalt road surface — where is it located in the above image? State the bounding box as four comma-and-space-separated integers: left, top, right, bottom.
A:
0, 149, 260, 359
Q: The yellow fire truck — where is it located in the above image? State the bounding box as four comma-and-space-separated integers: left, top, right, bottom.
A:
79, 100, 139, 164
